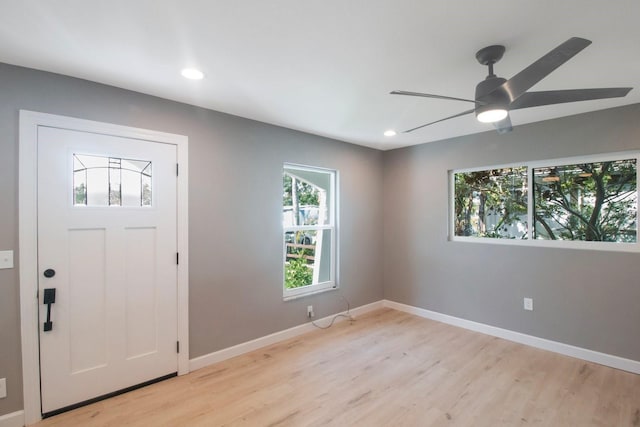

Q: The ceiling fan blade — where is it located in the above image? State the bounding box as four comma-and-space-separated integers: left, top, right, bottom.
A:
391, 90, 482, 105
493, 115, 512, 134
510, 87, 632, 110
403, 108, 475, 133
498, 37, 592, 102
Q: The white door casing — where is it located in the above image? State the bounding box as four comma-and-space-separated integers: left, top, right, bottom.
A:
19, 111, 189, 424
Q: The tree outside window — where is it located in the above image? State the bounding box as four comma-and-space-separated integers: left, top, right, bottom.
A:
451, 154, 638, 250
454, 167, 528, 239
533, 159, 637, 242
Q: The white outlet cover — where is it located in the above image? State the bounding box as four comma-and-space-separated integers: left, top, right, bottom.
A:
524, 298, 534, 311
0, 250, 13, 269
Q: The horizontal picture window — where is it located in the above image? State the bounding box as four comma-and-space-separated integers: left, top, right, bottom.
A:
450, 152, 639, 252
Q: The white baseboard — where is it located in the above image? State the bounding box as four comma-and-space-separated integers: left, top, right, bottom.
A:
0, 411, 24, 427
189, 300, 384, 371
190, 298, 640, 375
383, 299, 640, 375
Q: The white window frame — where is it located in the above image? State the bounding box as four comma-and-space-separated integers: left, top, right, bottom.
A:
283, 163, 337, 300
449, 151, 640, 253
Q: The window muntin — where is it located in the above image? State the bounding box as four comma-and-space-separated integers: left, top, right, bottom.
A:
73, 154, 152, 207
450, 153, 639, 251
283, 164, 336, 298
533, 159, 637, 242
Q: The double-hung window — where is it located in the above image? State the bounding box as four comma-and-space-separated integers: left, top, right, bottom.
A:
282, 164, 337, 299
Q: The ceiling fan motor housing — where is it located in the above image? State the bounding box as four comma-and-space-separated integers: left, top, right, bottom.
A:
475, 76, 509, 119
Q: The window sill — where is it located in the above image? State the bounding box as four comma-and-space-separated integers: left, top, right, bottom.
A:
450, 235, 640, 253
283, 283, 337, 301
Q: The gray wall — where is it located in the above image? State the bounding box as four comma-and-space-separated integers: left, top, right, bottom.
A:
0, 63, 384, 416
383, 103, 640, 362
2, 60, 639, 418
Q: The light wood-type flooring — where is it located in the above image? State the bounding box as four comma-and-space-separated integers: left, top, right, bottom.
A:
34, 308, 640, 426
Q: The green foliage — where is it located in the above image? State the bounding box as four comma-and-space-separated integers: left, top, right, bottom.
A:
455, 167, 528, 238
283, 174, 319, 207
74, 183, 86, 205
284, 252, 313, 289
534, 159, 637, 242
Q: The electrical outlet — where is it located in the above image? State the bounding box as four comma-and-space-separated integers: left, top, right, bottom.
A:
307, 305, 314, 318
0, 378, 6, 399
524, 297, 533, 311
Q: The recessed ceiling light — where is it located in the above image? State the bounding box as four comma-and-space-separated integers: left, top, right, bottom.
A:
181, 68, 204, 80
384, 130, 397, 137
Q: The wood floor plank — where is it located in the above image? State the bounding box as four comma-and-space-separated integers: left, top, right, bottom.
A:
33, 308, 640, 426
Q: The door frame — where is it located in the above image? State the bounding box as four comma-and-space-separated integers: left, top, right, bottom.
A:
19, 110, 190, 425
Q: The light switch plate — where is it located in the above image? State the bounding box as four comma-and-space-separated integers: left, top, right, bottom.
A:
0, 251, 13, 269
0, 378, 6, 399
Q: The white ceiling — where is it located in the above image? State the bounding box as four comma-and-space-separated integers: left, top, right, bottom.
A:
1, 1, 639, 150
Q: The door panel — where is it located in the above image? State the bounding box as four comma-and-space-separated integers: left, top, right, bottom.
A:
124, 227, 159, 359
68, 228, 107, 374
37, 125, 178, 414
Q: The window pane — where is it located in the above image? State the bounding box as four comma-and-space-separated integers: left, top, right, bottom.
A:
284, 230, 317, 289
73, 154, 152, 207
86, 167, 109, 206
141, 174, 152, 207
283, 229, 333, 289
109, 158, 122, 206
73, 170, 87, 205
533, 159, 637, 242
283, 168, 331, 226
454, 167, 528, 238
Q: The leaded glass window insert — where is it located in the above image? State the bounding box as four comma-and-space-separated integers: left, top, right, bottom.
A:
73, 154, 152, 207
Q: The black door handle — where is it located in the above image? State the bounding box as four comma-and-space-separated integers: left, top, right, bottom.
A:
43, 288, 56, 332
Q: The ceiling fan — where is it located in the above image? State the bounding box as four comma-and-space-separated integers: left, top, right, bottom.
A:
391, 37, 632, 134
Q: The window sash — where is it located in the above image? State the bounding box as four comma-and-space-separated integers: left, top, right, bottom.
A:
282, 227, 336, 299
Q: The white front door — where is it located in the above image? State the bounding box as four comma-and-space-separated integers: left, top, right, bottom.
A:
37, 125, 179, 414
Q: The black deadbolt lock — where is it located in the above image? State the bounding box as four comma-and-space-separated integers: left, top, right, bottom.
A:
43, 269, 56, 278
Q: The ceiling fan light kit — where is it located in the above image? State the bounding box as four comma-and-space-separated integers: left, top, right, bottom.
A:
391, 37, 632, 134
476, 107, 508, 123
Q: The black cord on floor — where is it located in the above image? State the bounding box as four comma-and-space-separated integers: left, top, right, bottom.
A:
311, 296, 355, 329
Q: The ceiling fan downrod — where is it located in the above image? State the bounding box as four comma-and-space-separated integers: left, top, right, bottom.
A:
475, 44, 506, 79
